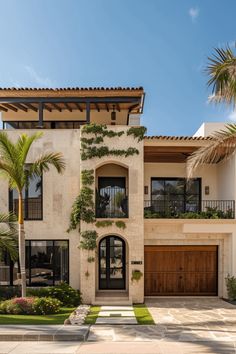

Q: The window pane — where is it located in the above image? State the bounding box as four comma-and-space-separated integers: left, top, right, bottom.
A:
27, 174, 42, 220
186, 179, 200, 195
9, 171, 42, 220
30, 241, 54, 286
54, 241, 69, 284
165, 180, 184, 195
0, 252, 11, 285
151, 180, 164, 200
4, 122, 18, 129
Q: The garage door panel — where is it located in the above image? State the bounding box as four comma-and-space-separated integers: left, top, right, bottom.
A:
144, 246, 217, 296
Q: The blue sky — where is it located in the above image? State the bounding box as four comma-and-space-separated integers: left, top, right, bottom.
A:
0, 0, 235, 135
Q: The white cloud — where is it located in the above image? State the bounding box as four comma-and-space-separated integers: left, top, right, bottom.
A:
228, 111, 236, 121
24, 65, 54, 87
189, 7, 199, 22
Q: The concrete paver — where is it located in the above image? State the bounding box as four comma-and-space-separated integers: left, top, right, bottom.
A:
0, 325, 89, 342
98, 310, 135, 317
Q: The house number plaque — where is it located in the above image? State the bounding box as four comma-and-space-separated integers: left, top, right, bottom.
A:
131, 261, 142, 265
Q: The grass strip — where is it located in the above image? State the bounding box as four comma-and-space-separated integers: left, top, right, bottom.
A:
84, 306, 101, 324
0, 307, 75, 325
134, 304, 155, 325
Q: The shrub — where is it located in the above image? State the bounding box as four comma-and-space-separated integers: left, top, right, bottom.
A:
0, 286, 21, 300
225, 275, 236, 301
33, 297, 61, 315
27, 283, 81, 306
0, 297, 35, 315
27, 287, 49, 298
0, 297, 61, 315
47, 283, 81, 306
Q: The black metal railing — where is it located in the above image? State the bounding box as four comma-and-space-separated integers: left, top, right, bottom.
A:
144, 199, 235, 219
12, 198, 43, 220
96, 187, 128, 218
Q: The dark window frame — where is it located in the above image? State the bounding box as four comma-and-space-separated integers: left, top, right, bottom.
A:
26, 239, 69, 287
151, 177, 202, 213
3, 121, 86, 129
9, 173, 43, 221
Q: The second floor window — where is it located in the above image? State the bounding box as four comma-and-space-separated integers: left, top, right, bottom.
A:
96, 177, 128, 218
151, 178, 201, 216
9, 173, 43, 220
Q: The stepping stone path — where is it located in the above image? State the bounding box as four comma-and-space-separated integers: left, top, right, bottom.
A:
95, 306, 138, 324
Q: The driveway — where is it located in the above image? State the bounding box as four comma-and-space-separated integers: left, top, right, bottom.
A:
146, 297, 236, 349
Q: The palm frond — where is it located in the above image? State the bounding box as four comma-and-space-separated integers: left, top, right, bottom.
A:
29, 152, 66, 177
0, 212, 18, 261
206, 44, 236, 106
187, 123, 236, 177
0, 132, 17, 164
17, 132, 43, 165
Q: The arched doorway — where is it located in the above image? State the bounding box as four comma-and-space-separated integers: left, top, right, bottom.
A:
99, 236, 126, 290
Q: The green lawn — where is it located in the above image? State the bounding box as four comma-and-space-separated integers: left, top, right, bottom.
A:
133, 304, 155, 325
84, 306, 100, 324
84, 305, 154, 325
0, 307, 75, 325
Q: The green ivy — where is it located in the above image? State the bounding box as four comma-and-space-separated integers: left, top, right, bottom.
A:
87, 256, 95, 263
81, 169, 94, 186
115, 220, 126, 229
80, 230, 98, 250
95, 220, 114, 227
82, 123, 124, 137
81, 146, 139, 161
127, 126, 147, 142
131, 270, 143, 282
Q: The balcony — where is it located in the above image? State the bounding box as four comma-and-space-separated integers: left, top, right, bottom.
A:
144, 200, 235, 219
96, 187, 128, 218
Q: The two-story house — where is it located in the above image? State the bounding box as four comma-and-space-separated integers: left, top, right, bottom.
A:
0, 87, 235, 304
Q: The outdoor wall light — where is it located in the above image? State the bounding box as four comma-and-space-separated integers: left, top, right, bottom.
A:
144, 186, 148, 194
111, 105, 116, 121
205, 186, 210, 195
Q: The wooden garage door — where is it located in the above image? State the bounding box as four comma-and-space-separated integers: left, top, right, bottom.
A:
144, 246, 218, 296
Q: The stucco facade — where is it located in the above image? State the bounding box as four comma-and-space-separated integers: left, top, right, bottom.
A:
0, 88, 235, 303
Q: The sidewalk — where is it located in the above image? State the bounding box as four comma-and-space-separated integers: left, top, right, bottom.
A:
0, 340, 235, 354
0, 325, 89, 342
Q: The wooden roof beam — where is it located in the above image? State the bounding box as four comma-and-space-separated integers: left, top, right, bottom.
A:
0, 105, 8, 112
3, 103, 18, 112
14, 103, 28, 112
74, 103, 83, 112
95, 103, 100, 112
24, 103, 38, 112
44, 104, 52, 112
64, 103, 72, 112
52, 103, 62, 112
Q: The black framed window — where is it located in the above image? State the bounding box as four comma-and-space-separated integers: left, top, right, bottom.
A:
0, 240, 69, 287
9, 172, 43, 220
151, 178, 201, 215
96, 177, 128, 218
0, 253, 18, 286
26, 240, 69, 286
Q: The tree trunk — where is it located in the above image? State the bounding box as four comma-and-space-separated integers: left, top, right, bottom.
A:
18, 192, 26, 297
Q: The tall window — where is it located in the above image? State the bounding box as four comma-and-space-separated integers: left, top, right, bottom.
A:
151, 178, 201, 216
9, 173, 42, 220
96, 177, 128, 218
26, 240, 69, 286
0, 240, 69, 287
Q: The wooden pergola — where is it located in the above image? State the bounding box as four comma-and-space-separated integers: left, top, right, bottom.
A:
0, 87, 145, 127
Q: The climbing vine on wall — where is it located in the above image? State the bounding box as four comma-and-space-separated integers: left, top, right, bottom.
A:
80, 123, 146, 161
68, 124, 146, 254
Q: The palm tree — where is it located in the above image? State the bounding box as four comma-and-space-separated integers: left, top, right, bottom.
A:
207, 44, 236, 105
0, 212, 17, 262
187, 44, 236, 177
0, 132, 65, 296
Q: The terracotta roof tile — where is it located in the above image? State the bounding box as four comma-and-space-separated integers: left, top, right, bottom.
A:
0, 87, 143, 91
145, 135, 212, 141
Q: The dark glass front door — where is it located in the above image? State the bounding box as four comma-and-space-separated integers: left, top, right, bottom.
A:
99, 236, 126, 289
